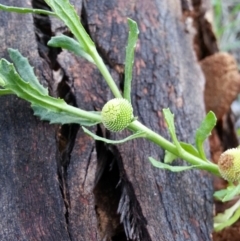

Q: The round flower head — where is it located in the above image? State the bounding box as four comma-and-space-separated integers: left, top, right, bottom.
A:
218, 148, 240, 182
101, 98, 133, 132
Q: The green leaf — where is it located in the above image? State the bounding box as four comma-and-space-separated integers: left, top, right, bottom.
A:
46, 0, 123, 99
180, 142, 200, 158
0, 76, 5, 87
82, 127, 146, 144
214, 184, 240, 202
0, 3, 56, 16
0, 58, 102, 125
0, 89, 14, 96
47, 35, 95, 64
164, 150, 177, 164
195, 111, 217, 160
44, 0, 95, 53
32, 105, 100, 126
162, 108, 181, 151
213, 189, 228, 201
214, 199, 240, 231
149, 157, 200, 172
123, 18, 139, 102
8, 48, 48, 95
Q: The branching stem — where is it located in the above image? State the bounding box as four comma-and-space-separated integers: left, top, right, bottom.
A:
128, 120, 220, 176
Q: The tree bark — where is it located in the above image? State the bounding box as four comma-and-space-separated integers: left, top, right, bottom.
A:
0, 0, 214, 240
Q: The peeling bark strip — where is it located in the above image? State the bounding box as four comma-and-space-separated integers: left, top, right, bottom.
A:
0, 0, 214, 241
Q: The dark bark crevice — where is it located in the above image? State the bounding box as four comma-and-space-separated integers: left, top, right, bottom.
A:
0, 0, 215, 240
0, 1, 72, 239
31, 0, 61, 70
94, 127, 151, 241
180, 0, 219, 60
94, 126, 126, 241
31, 1, 80, 239
216, 114, 239, 150
116, 183, 151, 241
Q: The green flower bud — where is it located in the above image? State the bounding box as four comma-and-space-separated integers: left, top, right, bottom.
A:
218, 148, 240, 182
101, 98, 133, 132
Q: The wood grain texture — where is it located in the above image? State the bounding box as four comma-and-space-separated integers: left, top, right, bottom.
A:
83, 0, 213, 240
0, 0, 214, 240
0, 0, 70, 240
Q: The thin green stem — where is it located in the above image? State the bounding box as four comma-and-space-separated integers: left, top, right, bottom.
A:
90, 48, 122, 98
0, 89, 14, 96
62, 104, 102, 122
39, 0, 121, 99
0, 4, 57, 16
128, 120, 220, 176
0, 2, 219, 177
24, 90, 102, 122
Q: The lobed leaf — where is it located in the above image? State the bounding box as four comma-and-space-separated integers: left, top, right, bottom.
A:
0, 58, 102, 125
32, 105, 100, 126
8, 48, 48, 95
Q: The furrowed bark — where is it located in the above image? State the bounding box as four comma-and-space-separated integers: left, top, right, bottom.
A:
0, 0, 215, 240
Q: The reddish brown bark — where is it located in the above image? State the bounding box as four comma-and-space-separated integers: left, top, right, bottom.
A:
0, 0, 217, 240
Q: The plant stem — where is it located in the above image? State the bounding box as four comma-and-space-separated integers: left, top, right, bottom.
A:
0, 89, 14, 96
128, 120, 220, 176
0, 4, 57, 16
63, 104, 102, 122
90, 48, 122, 98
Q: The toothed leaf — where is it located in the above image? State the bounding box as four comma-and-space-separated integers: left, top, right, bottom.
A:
32, 105, 100, 126
8, 48, 48, 95
0, 58, 102, 126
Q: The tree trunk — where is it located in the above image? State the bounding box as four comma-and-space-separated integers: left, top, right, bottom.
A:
0, 0, 214, 240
